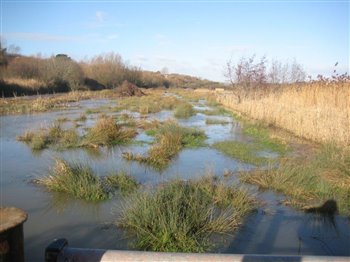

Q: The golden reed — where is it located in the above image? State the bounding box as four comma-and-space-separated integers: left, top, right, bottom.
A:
216, 82, 350, 146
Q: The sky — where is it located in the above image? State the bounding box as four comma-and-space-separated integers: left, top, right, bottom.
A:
1, 0, 349, 82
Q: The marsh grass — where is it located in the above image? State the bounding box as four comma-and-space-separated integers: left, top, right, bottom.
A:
105, 172, 138, 195
117, 176, 256, 252
213, 141, 268, 165
123, 122, 206, 169
83, 116, 137, 146
174, 103, 195, 119
240, 145, 350, 215
37, 159, 108, 201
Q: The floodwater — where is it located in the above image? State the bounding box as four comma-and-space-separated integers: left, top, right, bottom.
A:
1, 97, 349, 261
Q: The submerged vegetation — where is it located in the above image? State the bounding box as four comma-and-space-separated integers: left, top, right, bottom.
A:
117, 176, 256, 252
213, 140, 269, 165
242, 123, 288, 154
37, 159, 138, 201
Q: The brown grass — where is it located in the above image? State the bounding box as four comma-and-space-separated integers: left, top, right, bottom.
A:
3, 77, 46, 90
216, 82, 350, 146
0, 89, 117, 115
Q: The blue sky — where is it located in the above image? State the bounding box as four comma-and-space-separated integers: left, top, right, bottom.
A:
1, 0, 349, 82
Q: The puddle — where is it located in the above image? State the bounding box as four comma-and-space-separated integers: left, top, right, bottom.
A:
1, 96, 349, 260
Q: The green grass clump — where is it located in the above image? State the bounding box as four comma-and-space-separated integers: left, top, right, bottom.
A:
37, 159, 108, 201
174, 103, 195, 119
213, 141, 268, 165
240, 144, 350, 215
205, 118, 230, 125
83, 116, 136, 146
201, 107, 231, 116
117, 177, 255, 252
124, 122, 206, 169
59, 129, 80, 148
157, 122, 206, 148
105, 172, 138, 195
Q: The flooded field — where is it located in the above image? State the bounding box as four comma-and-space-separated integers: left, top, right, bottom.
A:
1, 92, 349, 260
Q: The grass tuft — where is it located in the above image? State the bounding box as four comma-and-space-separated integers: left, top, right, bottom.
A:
174, 103, 195, 119
83, 116, 136, 146
205, 118, 230, 125
37, 159, 108, 201
117, 176, 255, 252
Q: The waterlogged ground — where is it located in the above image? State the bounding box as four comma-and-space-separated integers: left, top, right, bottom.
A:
1, 93, 349, 260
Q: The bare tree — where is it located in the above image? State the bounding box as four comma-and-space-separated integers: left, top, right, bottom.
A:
268, 59, 282, 84
289, 59, 306, 83
7, 44, 21, 55
268, 58, 306, 84
225, 55, 267, 102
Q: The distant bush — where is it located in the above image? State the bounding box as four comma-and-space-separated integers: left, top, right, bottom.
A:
41, 55, 84, 91
82, 52, 125, 88
6, 56, 41, 79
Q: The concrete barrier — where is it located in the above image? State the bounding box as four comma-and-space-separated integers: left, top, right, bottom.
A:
45, 238, 350, 262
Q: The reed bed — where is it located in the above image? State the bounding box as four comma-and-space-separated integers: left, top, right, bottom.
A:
216, 82, 350, 146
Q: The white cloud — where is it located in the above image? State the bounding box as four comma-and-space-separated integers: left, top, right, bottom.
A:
96, 11, 106, 23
